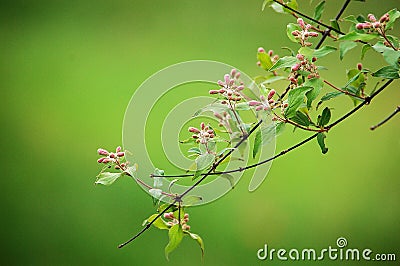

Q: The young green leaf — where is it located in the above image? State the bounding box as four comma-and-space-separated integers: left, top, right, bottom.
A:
372, 66, 400, 79
285, 86, 313, 118
292, 111, 310, 127
269, 56, 298, 71
186, 232, 205, 258
313, 1, 325, 21
143, 213, 169, 230
317, 91, 343, 109
287, 23, 302, 43
339, 41, 357, 60
372, 41, 400, 68
257, 52, 274, 70
304, 78, 324, 108
317, 132, 328, 154
252, 129, 262, 158
95, 172, 123, 186
317, 107, 331, 127
361, 44, 371, 60
313, 46, 337, 58
188, 147, 202, 155
195, 153, 215, 171
385, 8, 400, 30
221, 174, 235, 189
165, 224, 184, 260
330, 19, 340, 32
338, 32, 380, 42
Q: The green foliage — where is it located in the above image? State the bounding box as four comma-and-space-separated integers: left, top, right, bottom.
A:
339, 41, 357, 60
372, 66, 400, 79
269, 56, 298, 71
285, 86, 313, 118
317, 132, 328, 154
95, 172, 123, 186
313, 1, 325, 22
165, 224, 184, 260
317, 107, 331, 127
338, 32, 380, 42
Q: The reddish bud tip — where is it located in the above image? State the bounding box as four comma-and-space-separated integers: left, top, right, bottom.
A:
291, 63, 300, 72
268, 50, 273, 56
109, 153, 116, 158
97, 148, 109, 156
230, 69, 236, 76
256, 61, 261, 66
268, 89, 276, 100
296, 54, 304, 60
368, 14, 377, 22
209, 90, 219, 94
97, 158, 105, 163
188, 127, 200, 133
258, 47, 265, 53
200, 122, 205, 130
312, 57, 317, 62
356, 23, 364, 30
248, 100, 260, 106
297, 18, 305, 28
116, 146, 122, 152
372, 22, 380, 28
117, 152, 125, 157
224, 74, 230, 84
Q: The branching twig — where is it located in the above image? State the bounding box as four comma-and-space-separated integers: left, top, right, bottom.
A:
323, 79, 365, 100
370, 105, 399, 130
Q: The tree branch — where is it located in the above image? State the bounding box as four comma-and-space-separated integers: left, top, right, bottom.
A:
370, 105, 399, 131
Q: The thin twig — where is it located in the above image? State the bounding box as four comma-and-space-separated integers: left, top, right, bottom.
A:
323, 79, 365, 100
370, 105, 400, 130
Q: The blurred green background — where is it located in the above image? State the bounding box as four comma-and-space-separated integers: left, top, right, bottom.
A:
1, 0, 399, 265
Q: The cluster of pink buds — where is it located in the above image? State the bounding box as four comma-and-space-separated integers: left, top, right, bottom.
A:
356, 13, 390, 30
164, 212, 191, 231
256, 47, 280, 67
248, 89, 276, 111
214, 111, 232, 133
356, 13, 392, 47
292, 18, 319, 47
97, 147, 128, 169
289, 53, 319, 84
189, 122, 215, 144
209, 69, 244, 102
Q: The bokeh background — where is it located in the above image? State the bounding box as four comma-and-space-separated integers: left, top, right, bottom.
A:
1, 0, 399, 265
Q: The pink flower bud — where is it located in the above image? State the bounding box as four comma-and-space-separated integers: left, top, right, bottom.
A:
356, 23, 364, 30
217, 80, 224, 87
184, 213, 189, 219
248, 100, 260, 106
214, 112, 223, 119
256, 61, 261, 66
372, 22, 380, 28
219, 89, 226, 93
297, 18, 305, 28
236, 85, 244, 91
224, 74, 230, 84
357, 63, 363, 70
368, 14, 377, 22
260, 95, 265, 101
192, 134, 199, 139
102, 158, 111, 164
255, 106, 263, 111
201, 122, 205, 130
268, 89, 276, 100
283, 103, 289, 108
109, 153, 116, 158
115, 165, 120, 169
312, 57, 317, 62
207, 129, 213, 134
380, 13, 389, 23
292, 30, 300, 36
117, 152, 125, 157
291, 63, 300, 72
235, 72, 241, 79
309, 32, 319, 37
97, 157, 105, 163
296, 54, 304, 60
230, 69, 236, 77
188, 127, 200, 133
97, 148, 109, 156
209, 133, 215, 138
268, 99, 275, 104
116, 146, 122, 152
268, 50, 273, 56
258, 47, 265, 53
209, 90, 219, 94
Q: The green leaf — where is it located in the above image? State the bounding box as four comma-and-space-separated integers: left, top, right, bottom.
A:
292, 111, 310, 127
361, 44, 371, 60
186, 232, 205, 258
339, 41, 357, 60
304, 78, 324, 108
285, 86, 313, 118
95, 172, 123, 186
235, 102, 251, 111
298, 46, 314, 59
386, 8, 400, 30
317, 107, 331, 127
317, 132, 328, 154
313, 46, 337, 58
372, 66, 400, 79
317, 91, 343, 109
330, 19, 340, 32
252, 129, 262, 158
143, 214, 169, 230
262, 0, 272, 11
165, 224, 184, 260
338, 32, 380, 42
286, 23, 302, 43
188, 147, 202, 155
195, 153, 215, 171
372, 41, 400, 68
313, 1, 325, 21
269, 56, 298, 71
257, 51, 273, 70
